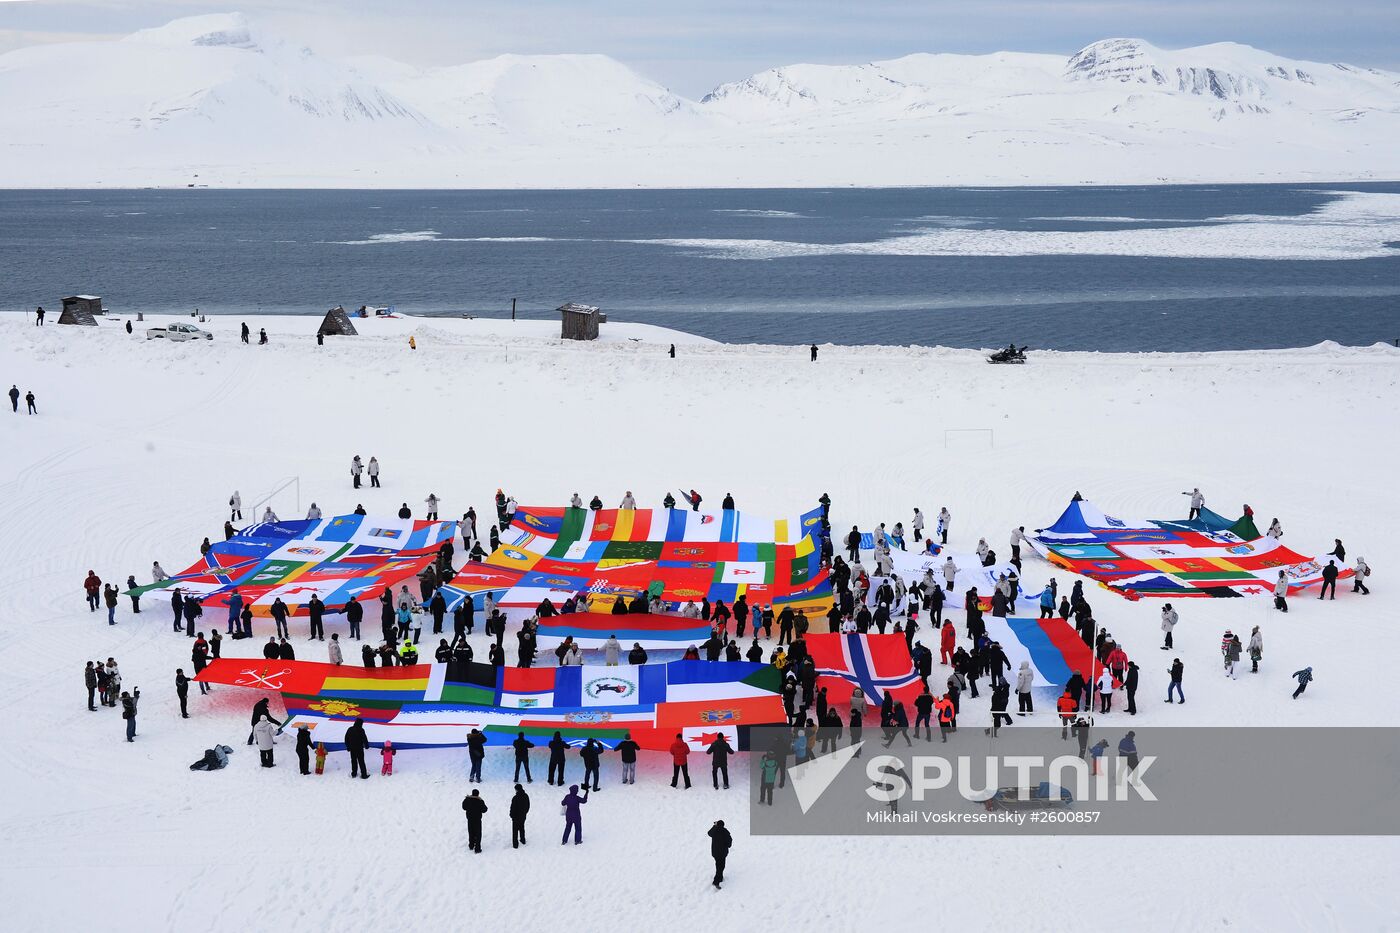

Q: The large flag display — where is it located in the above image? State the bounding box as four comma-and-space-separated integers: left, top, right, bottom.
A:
804, 633, 923, 708
982, 616, 1102, 688
127, 514, 456, 615
1029, 498, 1349, 599
532, 612, 714, 649
442, 505, 833, 617
194, 656, 786, 751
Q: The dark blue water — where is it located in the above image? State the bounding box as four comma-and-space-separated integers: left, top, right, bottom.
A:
3, 185, 1398, 350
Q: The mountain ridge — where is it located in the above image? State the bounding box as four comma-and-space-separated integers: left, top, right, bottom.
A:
1, 14, 1397, 186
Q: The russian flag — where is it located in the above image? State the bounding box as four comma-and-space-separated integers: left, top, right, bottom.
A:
982, 616, 1100, 688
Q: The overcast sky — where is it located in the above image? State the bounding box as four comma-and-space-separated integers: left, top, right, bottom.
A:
2, 0, 1397, 97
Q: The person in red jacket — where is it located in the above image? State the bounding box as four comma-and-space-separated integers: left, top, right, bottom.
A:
1106, 645, 1129, 681
939, 620, 956, 665
1056, 691, 1078, 739
669, 733, 692, 789
84, 571, 102, 612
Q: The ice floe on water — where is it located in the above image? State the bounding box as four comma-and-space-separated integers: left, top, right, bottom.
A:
629, 191, 1400, 261
335, 231, 558, 245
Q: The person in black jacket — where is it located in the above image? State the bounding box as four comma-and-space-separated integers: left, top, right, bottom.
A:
580, 738, 604, 791
509, 783, 530, 848
361, 643, 376, 668
307, 595, 326, 641
709, 820, 733, 889
1319, 560, 1339, 600
262, 637, 280, 660
616, 732, 640, 784
345, 594, 362, 639
295, 723, 313, 774
461, 789, 488, 853
175, 668, 190, 718
270, 597, 290, 639
345, 717, 370, 778
1124, 661, 1139, 715
277, 638, 295, 661
120, 688, 140, 741
627, 643, 648, 665
171, 590, 184, 632
547, 731, 568, 785
467, 728, 487, 782
430, 590, 446, 634
845, 526, 861, 562
85, 661, 98, 711
512, 732, 535, 782
707, 735, 733, 789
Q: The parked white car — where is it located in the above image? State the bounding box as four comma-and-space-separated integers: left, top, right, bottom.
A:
146, 323, 213, 341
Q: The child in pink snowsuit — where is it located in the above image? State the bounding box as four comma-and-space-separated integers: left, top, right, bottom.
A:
381, 740, 396, 776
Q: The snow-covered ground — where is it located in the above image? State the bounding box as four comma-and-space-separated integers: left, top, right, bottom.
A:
1, 13, 1399, 187
3, 310, 1399, 931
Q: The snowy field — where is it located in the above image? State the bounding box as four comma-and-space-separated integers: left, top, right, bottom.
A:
3, 310, 1399, 932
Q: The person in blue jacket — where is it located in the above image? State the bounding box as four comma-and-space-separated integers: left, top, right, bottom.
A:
561, 784, 589, 845
225, 589, 243, 635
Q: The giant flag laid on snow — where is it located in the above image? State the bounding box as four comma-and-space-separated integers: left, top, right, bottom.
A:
193, 656, 785, 751
981, 615, 1103, 688
803, 633, 923, 709
532, 612, 714, 649
438, 504, 832, 617
127, 514, 456, 615
1029, 497, 1349, 599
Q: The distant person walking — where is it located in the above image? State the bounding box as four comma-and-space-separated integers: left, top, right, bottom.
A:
510, 783, 530, 848
35, 306, 45, 325
810, 344, 818, 361
709, 820, 733, 888
25, 390, 36, 414
8, 385, 17, 412
241, 322, 250, 343
1291, 667, 1314, 699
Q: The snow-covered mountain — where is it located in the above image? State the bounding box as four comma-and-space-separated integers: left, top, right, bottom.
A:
1, 14, 1397, 186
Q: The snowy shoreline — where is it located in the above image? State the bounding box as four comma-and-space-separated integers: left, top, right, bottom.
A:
7, 308, 1398, 358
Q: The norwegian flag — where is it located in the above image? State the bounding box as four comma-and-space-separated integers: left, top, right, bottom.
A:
804, 633, 923, 708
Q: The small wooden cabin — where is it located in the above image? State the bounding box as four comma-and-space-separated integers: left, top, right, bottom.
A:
559, 302, 606, 341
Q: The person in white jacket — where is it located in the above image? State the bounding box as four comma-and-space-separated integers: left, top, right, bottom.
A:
262, 506, 279, 523
619, 492, 636, 510
424, 494, 440, 520
253, 715, 277, 768
602, 635, 621, 666
152, 561, 169, 583
1247, 626, 1263, 673
942, 557, 957, 591
1014, 661, 1034, 714
561, 643, 583, 666
1009, 526, 1025, 564
1273, 572, 1290, 612
328, 633, 344, 666
1182, 487, 1204, 520
975, 538, 989, 563
912, 508, 925, 542
1160, 604, 1177, 650
1097, 669, 1115, 713
306, 503, 322, 520
937, 507, 951, 544
1266, 519, 1283, 539
570, 493, 583, 509
367, 456, 380, 488
1354, 557, 1370, 594
229, 490, 242, 521
351, 456, 363, 488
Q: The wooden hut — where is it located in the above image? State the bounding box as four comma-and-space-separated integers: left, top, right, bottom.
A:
318, 306, 359, 336
559, 302, 606, 341
58, 295, 103, 325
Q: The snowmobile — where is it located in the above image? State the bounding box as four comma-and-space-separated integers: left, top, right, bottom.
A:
978, 781, 1074, 812
987, 344, 1028, 364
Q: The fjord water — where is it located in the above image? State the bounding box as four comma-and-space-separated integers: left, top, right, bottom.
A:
3, 184, 1397, 350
